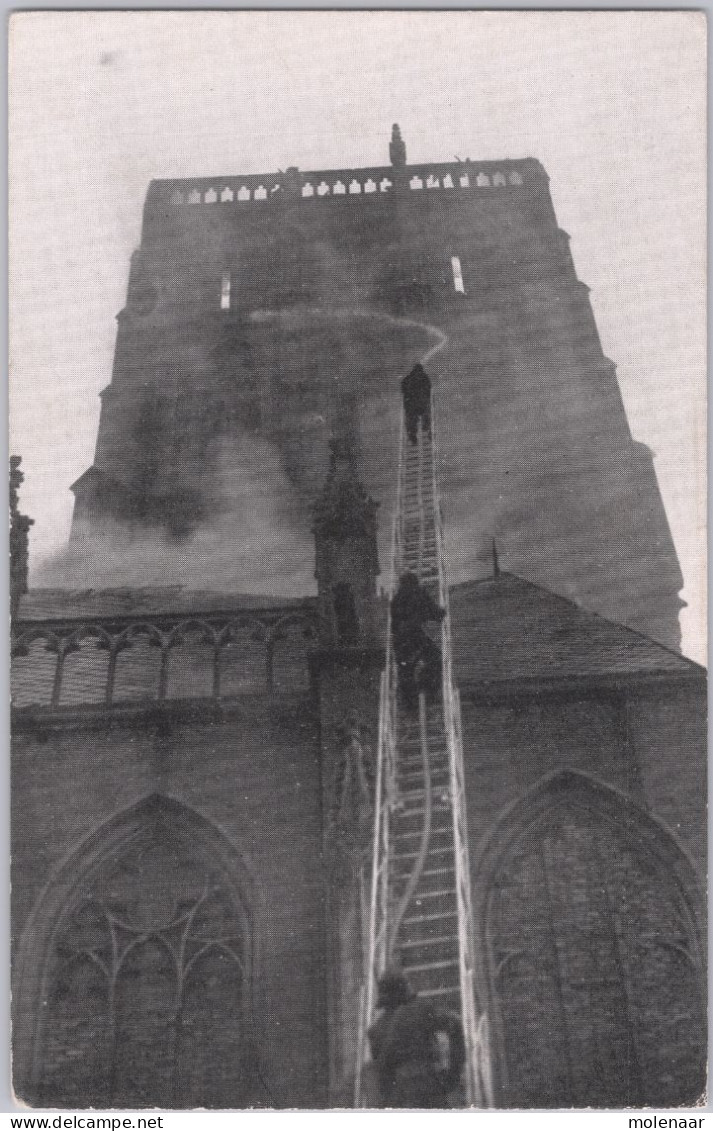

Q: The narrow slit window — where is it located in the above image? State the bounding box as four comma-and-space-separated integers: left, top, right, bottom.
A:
220, 272, 231, 311
451, 256, 465, 294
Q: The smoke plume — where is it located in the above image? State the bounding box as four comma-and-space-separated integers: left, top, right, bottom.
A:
34, 435, 317, 596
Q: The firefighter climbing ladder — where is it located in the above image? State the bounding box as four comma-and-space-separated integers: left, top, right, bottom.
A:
355, 391, 492, 1107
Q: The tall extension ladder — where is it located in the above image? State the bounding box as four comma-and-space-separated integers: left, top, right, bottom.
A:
355, 393, 492, 1107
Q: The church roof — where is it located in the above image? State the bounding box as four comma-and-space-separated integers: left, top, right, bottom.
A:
449, 572, 702, 689
17, 573, 702, 689
19, 587, 311, 624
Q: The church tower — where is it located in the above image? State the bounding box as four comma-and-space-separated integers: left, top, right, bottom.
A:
68, 130, 684, 650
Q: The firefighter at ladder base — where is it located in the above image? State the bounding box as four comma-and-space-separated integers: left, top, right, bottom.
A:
368, 970, 465, 1107
391, 572, 445, 711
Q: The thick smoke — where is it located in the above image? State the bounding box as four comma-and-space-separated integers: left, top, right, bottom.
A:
35, 435, 317, 596
33, 308, 461, 596
32, 200, 681, 645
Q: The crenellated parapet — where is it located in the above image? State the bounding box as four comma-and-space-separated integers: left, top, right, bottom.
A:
145, 159, 540, 215
11, 605, 318, 714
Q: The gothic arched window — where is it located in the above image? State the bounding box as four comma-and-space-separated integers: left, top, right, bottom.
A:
478, 772, 706, 1109
15, 796, 262, 1109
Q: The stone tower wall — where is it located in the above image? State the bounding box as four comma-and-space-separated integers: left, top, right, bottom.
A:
73, 158, 683, 648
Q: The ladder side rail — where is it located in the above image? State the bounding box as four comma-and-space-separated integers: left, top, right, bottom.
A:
379, 681, 397, 963
385, 407, 407, 847
355, 411, 407, 1104
416, 421, 426, 580
394, 408, 408, 591
356, 671, 399, 1105
429, 390, 485, 1107
451, 685, 491, 1105
355, 666, 389, 1106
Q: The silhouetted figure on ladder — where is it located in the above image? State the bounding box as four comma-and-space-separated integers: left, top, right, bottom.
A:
391, 572, 444, 711
401, 364, 432, 445
368, 970, 465, 1108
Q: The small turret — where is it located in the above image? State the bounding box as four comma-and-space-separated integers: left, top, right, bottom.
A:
389, 124, 407, 168
10, 456, 33, 623
313, 436, 379, 647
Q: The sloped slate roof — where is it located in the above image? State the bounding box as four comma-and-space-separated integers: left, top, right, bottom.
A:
19, 587, 311, 622
17, 573, 702, 688
449, 573, 702, 686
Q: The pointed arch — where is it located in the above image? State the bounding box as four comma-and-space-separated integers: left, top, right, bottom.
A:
11, 631, 60, 707
12, 626, 62, 656
475, 770, 705, 928
474, 771, 706, 1108
165, 620, 218, 700
14, 794, 263, 1108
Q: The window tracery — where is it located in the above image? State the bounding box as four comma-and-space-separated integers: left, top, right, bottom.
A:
38, 810, 253, 1108
483, 777, 706, 1108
